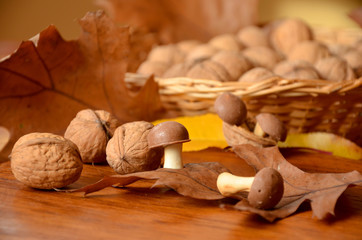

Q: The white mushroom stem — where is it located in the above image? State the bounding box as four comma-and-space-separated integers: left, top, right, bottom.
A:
163, 143, 183, 169
217, 172, 254, 197
253, 122, 266, 137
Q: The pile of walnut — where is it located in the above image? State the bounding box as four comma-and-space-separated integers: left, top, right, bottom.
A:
10, 109, 190, 190
137, 18, 362, 82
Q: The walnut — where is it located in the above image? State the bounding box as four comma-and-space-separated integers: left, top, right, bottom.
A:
355, 39, 362, 53
147, 44, 185, 66
341, 51, 362, 78
106, 121, 163, 174
185, 44, 218, 62
208, 34, 244, 51
211, 51, 253, 81
328, 44, 353, 56
64, 109, 119, 164
273, 60, 320, 80
238, 67, 276, 82
186, 59, 232, 82
162, 61, 194, 78
242, 46, 281, 70
315, 56, 356, 81
136, 61, 169, 77
287, 41, 331, 64
176, 40, 201, 54
270, 18, 313, 56
10, 132, 83, 189
236, 25, 269, 47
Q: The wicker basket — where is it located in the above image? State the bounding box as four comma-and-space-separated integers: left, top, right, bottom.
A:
125, 27, 362, 146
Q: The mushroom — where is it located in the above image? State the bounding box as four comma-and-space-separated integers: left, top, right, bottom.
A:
214, 92, 247, 126
217, 168, 284, 209
147, 121, 190, 169
253, 113, 287, 142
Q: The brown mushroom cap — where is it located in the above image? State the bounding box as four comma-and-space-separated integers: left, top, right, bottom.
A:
255, 113, 287, 142
214, 92, 247, 126
147, 121, 190, 149
248, 167, 284, 209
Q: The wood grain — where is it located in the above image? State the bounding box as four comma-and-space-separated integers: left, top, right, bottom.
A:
0, 148, 361, 240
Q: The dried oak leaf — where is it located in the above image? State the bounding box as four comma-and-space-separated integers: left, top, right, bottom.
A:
232, 144, 362, 222
0, 10, 164, 160
71, 162, 230, 200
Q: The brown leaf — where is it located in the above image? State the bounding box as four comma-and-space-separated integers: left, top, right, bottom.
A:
71, 162, 230, 200
232, 144, 362, 222
0, 10, 164, 160
98, 0, 258, 43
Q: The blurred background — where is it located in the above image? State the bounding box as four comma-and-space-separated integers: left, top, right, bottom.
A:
0, 0, 360, 41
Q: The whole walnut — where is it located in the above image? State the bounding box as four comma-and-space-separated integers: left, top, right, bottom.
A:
162, 61, 194, 78
208, 34, 244, 51
236, 25, 269, 47
328, 43, 353, 56
242, 46, 281, 70
186, 59, 232, 82
274, 60, 320, 80
106, 121, 163, 174
137, 60, 169, 77
315, 56, 356, 81
238, 67, 276, 83
341, 51, 362, 78
287, 41, 331, 64
176, 40, 201, 54
64, 109, 119, 164
270, 18, 313, 56
11, 132, 83, 189
147, 44, 185, 66
186, 44, 218, 62
211, 51, 253, 81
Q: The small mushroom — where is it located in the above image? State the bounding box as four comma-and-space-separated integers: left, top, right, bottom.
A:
217, 168, 284, 209
214, 92, 247, 126
147, 121, 190, 169
254, 113, 287, 142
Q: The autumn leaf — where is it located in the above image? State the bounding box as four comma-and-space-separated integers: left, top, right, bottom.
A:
70, 162, 230, 200
0, 10, 165, 160
232, 144, 362, 222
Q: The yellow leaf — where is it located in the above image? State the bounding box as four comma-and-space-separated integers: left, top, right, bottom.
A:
152, 113, 227, 151
278, 132, 362, 160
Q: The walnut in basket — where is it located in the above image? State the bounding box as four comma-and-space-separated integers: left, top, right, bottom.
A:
273, 60, 320, 80
341, 51, 362, 78
314, 56, 356, 81
238, 67, 277, 82
147, 44, 185, 66
211, 51, 253, 81
208, 34, 244, 51
242, 46, 281, 70
287, 41, 331, 64
236, 25, 269, 47
185, 44, 219, 62
270, 18, 313, 56
162, 61, 194, 78
137, 60, 170, 77
186, 59, 232, 82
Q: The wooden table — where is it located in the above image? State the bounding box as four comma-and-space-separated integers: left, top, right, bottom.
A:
1, 148, 361, 240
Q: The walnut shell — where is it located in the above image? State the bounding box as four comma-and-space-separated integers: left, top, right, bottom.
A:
242, 46, 281, 70
315, 56, 356, 81
64, 109, 119, 164
238, 67, 276, 83
186, 44, 218, 62
328, 43, 353, 56
273, 60, 320, 80
341, 51, 362, 78
208, 34, 244, 51
106, 121, 163, 174
147, 44, 185, 65
186, 59, 232, 82
136, 61, 169, 77
176, 40, 201, 54
270, 18, 313, 56
237, 25, 269, 47
222, 122, 276, 148
211, 51, 253, 81
162, 61, 194, 78
11, 132, 83, 189
287, 41, 331, 64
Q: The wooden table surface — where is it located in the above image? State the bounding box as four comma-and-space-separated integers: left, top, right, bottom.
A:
0, 147, 361, 240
